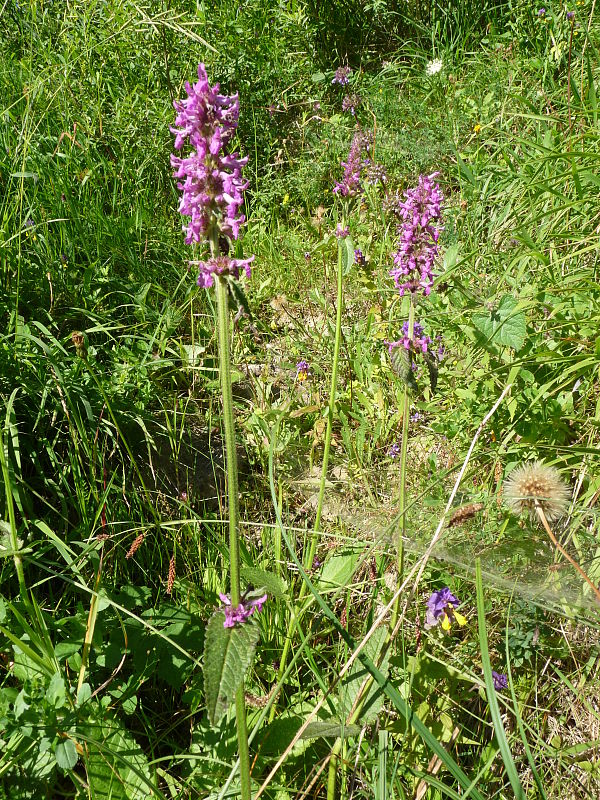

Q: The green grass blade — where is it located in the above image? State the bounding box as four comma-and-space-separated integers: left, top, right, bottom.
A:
476, 559, 525, 799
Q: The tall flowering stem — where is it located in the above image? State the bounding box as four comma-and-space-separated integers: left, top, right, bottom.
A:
390, 301, 413, 629
388, 174, 443, 627
172, 65, 252, 800
214, 258, 252, 800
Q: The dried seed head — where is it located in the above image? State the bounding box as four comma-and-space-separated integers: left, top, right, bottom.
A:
447, 503, 485, 527
504, 461, 571, 521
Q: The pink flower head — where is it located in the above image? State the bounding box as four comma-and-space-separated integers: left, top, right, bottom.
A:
171, 64, 250, 247
389, 173, 443, 297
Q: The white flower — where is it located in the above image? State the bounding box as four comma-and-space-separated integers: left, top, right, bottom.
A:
426, 59, 443, 76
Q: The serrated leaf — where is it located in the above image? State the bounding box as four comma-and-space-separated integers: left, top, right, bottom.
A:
55, 738, 78, 771
341, 236, 354, 276
241, 566, 286, 599
472, 295, 526, 351
317, 549, 360, 592
339, 627, 389, 724
389, 346, 418, 391
301, 721, 361, 739
203, 611, 259, 726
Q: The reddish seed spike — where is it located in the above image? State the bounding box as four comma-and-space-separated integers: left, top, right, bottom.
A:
166, 555, 176, 595
125, 533, 145, 559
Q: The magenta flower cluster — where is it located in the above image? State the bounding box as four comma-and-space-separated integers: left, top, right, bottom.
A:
386, 321, 431, 357
333, 128, 371, 198
332, 65, 352, 86
193, 255, 255, 289
389, 173, 443, 297
171, 64, 252, 287
219, 592, 267, 628
402, 321, 431, 353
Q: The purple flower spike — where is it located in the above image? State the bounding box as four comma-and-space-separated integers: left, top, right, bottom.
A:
538, 7, 546, 16
335, 223, 350, 239
566, 10, 574, 20
332, 65, 352, 86
492, 671, 508, 691
354, 248, 366, 266
333, 128, 371, 197
219, 592, 267, 628
389, 173, 443, 297
171, 64, 250, 248
425, 587, 467, 631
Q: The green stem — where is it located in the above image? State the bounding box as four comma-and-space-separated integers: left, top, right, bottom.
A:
213, 240, 250, 800
215, 276, 242, 605
391, 300, 414, 629
269, 230, 345, 723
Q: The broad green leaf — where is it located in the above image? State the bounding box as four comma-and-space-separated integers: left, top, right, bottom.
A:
317, 548, 360, 592
14, 688, 29, 719
203, 611, 259, 726
77, 682, 92, 706
339, 627, 389, 723
55, 738, 78, 771
82, 715, 156, 799
472, 295, 526, 351
241, 566, 286, 599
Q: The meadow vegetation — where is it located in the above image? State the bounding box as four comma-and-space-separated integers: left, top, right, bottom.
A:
1, 1, 600, 798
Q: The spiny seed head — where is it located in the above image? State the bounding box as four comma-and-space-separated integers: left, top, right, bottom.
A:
504, 461, 571, 521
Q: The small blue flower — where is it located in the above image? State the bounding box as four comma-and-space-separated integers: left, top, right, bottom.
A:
492, 671, 508, 691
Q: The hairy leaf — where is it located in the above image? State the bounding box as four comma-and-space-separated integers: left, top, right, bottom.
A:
204, 611, 259, 726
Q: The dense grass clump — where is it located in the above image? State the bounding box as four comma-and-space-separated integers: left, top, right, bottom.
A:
1, 2, 600, 799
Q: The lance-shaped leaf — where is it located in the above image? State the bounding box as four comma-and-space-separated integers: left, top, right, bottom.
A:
389, 345, 418, 391
203, 610, 260, 726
